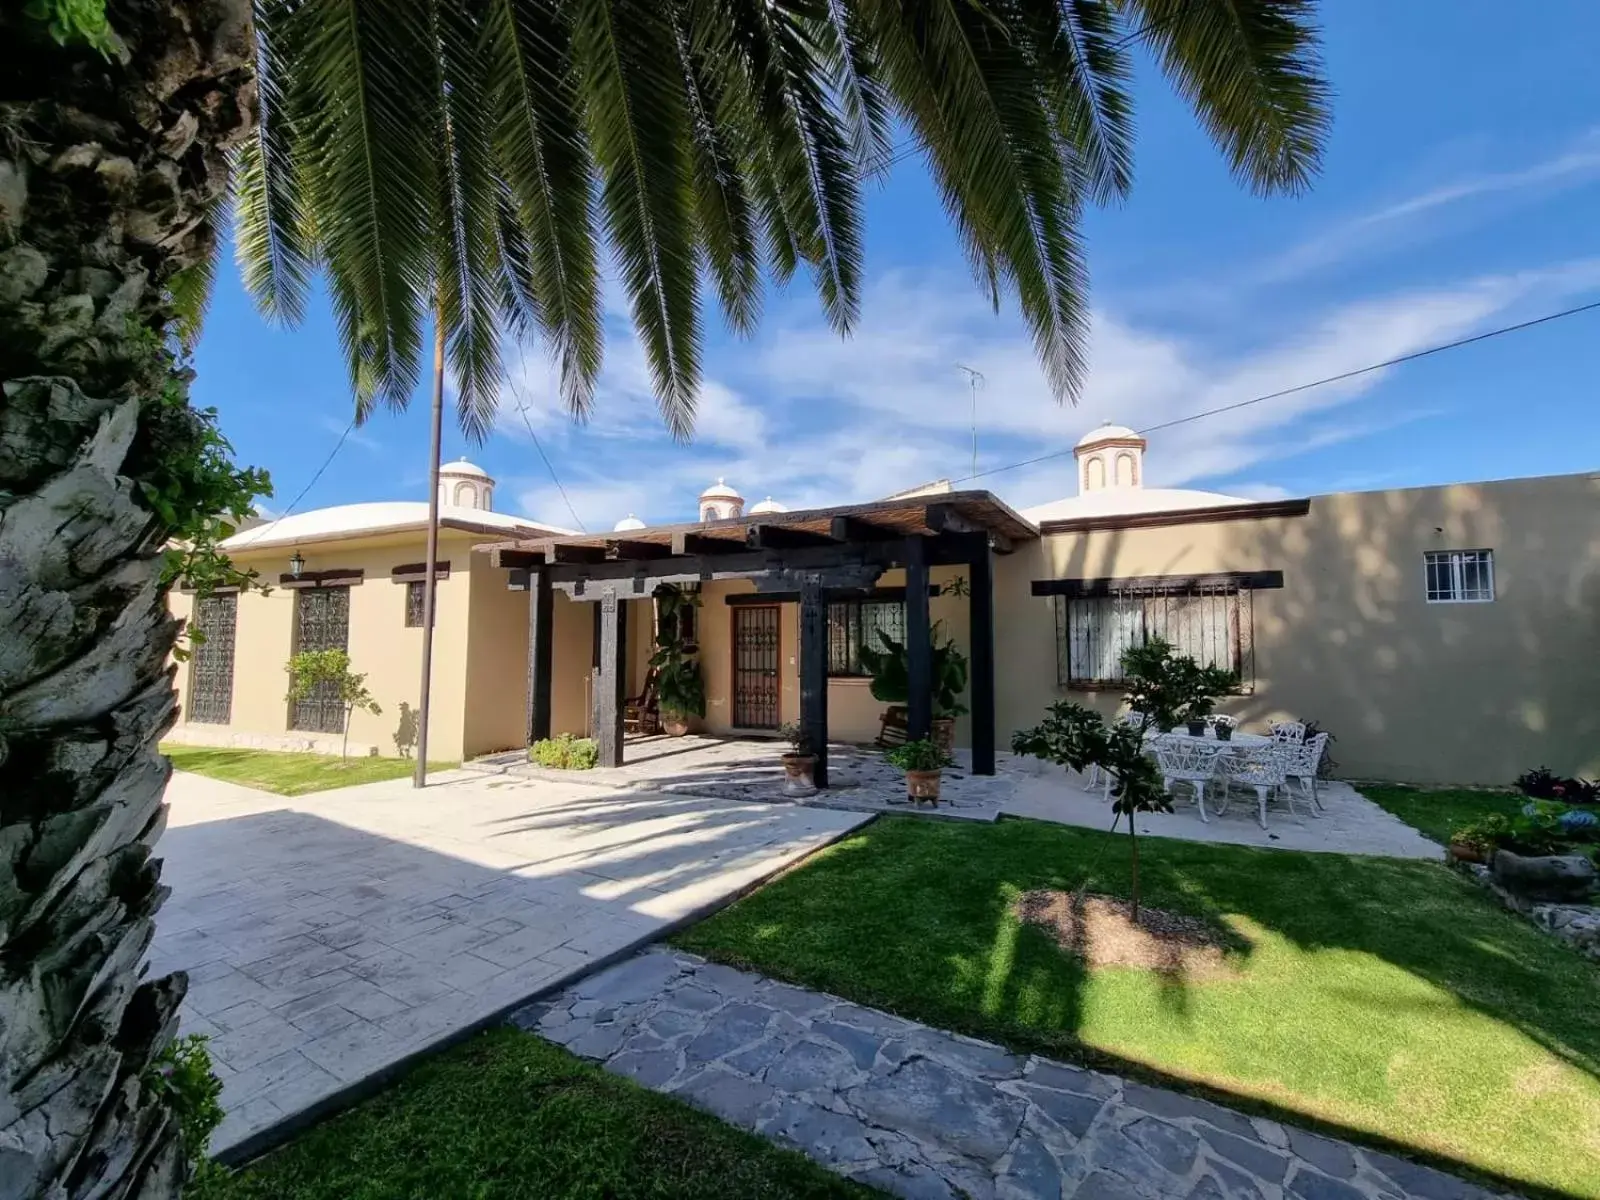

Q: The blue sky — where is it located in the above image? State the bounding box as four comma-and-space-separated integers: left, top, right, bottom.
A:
193, 1, 1600, 533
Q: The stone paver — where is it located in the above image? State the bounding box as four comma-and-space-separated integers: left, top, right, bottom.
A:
148, 770, 866, 1155
516, 947, 1507, 1200
473, 738, 1443, 857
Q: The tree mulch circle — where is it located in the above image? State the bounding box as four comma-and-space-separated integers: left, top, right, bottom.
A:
1014, 889, 1241, 979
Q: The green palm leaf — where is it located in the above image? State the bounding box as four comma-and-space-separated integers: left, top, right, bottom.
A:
1120, 0, 1329, 194
572, 0, 701, 438
486, 0, 605, 420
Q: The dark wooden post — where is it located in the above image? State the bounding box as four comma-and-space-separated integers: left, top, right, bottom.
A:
968, 538, 996, 775
526, 568, 553, 745
799, 575, 829, 788
904, 537, 932, 743
595, 588, 626, 767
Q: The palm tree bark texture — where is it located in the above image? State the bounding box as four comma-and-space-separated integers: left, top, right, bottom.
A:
0, 2, 255, 1195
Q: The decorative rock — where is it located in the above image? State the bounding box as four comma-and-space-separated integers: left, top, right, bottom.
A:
1288, 1167, 1370, 1200
1489, 850, 1596, 902
812, 1020, 885, 1071
764, 1038, 859, 1094
1122, 1082, 1263, 1143
683, 1003, 773, 1062
1015, 1083, 1107, 1140
997, 1133, 1064, 1200
1198, 1127, 1290, 1183
1123, 1116, 1200, 1175
761, 1098, 877, 1166
573, 951, 686, 1004
1027, 1058, 1116, 1100
1287, 1128, 1359, 1180
848, 1057, 1027, 1163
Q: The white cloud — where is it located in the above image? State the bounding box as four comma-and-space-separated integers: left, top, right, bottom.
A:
484, 251, 1600, 530
321, 415, 383, 453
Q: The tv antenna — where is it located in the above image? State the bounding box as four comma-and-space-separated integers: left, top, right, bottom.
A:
955, 364, 985, 481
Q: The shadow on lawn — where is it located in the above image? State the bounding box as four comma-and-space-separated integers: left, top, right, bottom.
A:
675, 814, 1599, 1200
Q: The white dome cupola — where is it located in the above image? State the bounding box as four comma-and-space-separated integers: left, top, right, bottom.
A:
439, 458, 495, 510
748, 496, 787, 515
1074, 423, 1145, 495
613, 513, 646, 532
698, 478, 744, 521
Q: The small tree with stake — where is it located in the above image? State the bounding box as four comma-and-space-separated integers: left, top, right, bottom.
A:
1011, 638, 1236, 920
285, 649, 382, 762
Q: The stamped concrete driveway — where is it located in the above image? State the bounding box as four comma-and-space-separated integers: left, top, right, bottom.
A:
146, 768, 867, 1156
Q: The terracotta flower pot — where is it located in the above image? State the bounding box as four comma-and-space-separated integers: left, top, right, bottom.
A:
932, 718, 956, 757
906, 768, 942, 805
782, 752, 817, 794
1448, 840, 1486, 865
661, 713, 691, 737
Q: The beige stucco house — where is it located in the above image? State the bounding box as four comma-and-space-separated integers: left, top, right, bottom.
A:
167, 428, 1600, 785
166, 459, 569, 762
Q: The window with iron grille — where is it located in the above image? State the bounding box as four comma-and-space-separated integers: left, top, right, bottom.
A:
404, 580, 435, 626
1424, 549, 1494, 603
1054, 583, 1253, 688
187, 592, 237, 724
290, 586, 350, 732
828, 599, 906, 676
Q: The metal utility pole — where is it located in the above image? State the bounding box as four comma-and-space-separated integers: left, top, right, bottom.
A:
955, 363, 984, 480
414, 311, 445, 788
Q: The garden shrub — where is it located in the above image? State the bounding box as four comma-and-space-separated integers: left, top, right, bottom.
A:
530, 733, 600, 770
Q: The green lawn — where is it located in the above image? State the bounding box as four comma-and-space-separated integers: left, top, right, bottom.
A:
163, 745, 454, 796
1360, 784, 1527, 844
674, 816, 1600, 1199
193, 1028, 873, 1200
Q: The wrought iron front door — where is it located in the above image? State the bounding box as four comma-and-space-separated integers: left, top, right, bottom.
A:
731, 605, 780, 729
187, 592, 237, 724
291, 586, 350, 732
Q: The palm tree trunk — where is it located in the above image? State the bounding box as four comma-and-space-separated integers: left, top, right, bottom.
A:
0, 2, 255, 1194
413, 314, 445, 788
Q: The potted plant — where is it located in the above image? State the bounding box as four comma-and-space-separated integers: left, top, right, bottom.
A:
1448, 817, 1503, 864
885, 737, 950, 805
655, 656, 704, 736
650, 584, 704, 736
1210, 716, 1234, 742
858, 623, 970, 755
1182, 696, 1215, 737
777, 722, 817, 793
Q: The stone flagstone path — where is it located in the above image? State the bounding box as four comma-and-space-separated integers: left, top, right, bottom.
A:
515, 948, 1506, 1200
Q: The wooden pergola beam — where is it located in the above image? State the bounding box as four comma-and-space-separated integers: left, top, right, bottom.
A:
607, 539, 673, 560
670, 531, 737, 556
746, 524, 837, 550
546, 542, 608, 564
926, 503, 1012, 554
492, 547, 546, 570
830, 515, 897, 543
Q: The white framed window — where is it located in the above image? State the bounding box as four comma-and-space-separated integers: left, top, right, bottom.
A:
1424, 550, 1494, 603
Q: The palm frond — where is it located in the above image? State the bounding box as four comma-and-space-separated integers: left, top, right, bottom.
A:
486, 0, 605, 420
725, 0, 864, 333
572, 0, 701, 438
816, 0, 891, 172
1120, 0, 1329, 194
1032, 0, 1136, 205
234, 0, 313, 326
674, 4, 762, 334
427, 0, 507, 442
861, 0, 1089, 400
169, 244, 217, 352
295, 0, 438, 418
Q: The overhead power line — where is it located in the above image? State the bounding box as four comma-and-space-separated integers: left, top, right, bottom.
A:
950, 297, 1600, 486
229, 417, 354, 546
509, 345, 587, 533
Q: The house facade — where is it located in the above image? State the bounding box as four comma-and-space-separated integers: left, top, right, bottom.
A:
168, 431, 1600, 785
166, 460, 569, 762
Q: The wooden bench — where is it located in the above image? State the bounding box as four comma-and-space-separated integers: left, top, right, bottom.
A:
875, 705, 909, 749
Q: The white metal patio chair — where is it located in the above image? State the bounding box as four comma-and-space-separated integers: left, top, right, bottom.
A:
1086, 710, 1147, 799
1284, 732, 1330, 812
1212, 743, 1294, 829
1269, 719, 1306, 743
1153, 739, 1225, 824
